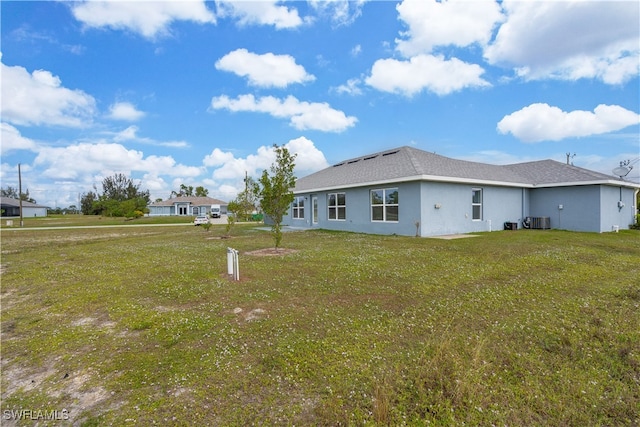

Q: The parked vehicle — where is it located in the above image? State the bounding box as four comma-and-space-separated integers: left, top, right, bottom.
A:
194, 215, 209, 226
211, 204, 221, 218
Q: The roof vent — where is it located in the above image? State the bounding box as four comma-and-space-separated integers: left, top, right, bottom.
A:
347, 159, 360, 164
364, 155, 378, 161
333, 162, 345, 167
382, 150, 399, 157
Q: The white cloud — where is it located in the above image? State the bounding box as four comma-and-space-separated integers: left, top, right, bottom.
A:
32, 142, 200, 181
142, 173, 168, 194
114, 125, 140, 142
334, 78, 363, 96
203, 148, 235, 167
203, 137, 329, 183
1, 59, 96, 127
215, 1, 304, 29
208, 144, 276, 181
284, 136, 329, 175
210, 94, 357, 132
366, 54, 490, 97
308, 0, 367, 26
108, 102, 146, 121
395, 0, 503, 57
1, 123, 39, 154
71, 0, 216, 39
113, 125, 189, 148
497, 103, 640, 143
9, 25, 86, 55
484, 1, 640, 84
215, 49, 315, 88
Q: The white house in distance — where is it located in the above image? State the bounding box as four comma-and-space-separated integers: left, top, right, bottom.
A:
0, 197, 48, 218
283, 146, 640, 237
147, 196, 227, 217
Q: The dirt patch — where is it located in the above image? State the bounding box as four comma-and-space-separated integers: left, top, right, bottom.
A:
232, 307, 268, 322
71, 317, 117, 330
1, 361, 111, 425
429, 234, 480, 240
244, 248, 298, 256
0, 263, 10, 275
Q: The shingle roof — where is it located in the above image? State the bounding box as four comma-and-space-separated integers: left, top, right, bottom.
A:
0, 197, 48, 208
149, 196, 227, 207
294, 146, 631, 192
503, 160, 616, 185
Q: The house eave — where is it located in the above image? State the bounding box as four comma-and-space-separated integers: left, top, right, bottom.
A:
532, 179, 640, 189
294, 175, 533, 194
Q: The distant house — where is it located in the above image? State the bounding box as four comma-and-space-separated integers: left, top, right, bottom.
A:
147, 196, 227, 217
0, 197, 49, 218
284, 146, 640, 237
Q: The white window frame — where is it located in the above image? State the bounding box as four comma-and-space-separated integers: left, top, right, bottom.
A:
371, 188, 399, 222
292, 196, 305, 219
472, 188, 482, 221
327, 192, 346, 221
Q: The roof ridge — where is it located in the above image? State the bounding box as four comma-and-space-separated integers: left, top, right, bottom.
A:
401, 146, 424, 175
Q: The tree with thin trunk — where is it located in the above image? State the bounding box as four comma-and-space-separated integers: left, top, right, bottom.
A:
257, 145, 296, 249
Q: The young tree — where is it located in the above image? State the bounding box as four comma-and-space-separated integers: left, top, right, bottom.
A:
257, 145, 297, 249
225, 200, 238, 236
230, 176, 258, 222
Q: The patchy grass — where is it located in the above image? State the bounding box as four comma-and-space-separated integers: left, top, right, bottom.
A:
0, 214, 194, 228
1, 226, 639, 425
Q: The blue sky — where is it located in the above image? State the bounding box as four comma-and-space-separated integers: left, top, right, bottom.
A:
1, 0, 639, 208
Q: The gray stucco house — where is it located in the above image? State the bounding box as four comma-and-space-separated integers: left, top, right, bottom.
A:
147, 196, 227, 217
283, 146, 639, 237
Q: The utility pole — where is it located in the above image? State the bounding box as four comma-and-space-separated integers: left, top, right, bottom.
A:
18, 163, 24, 227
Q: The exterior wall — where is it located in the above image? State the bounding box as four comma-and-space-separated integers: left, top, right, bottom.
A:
148, 206, 174, 216
529, 186, 600, 232
529, 185, 637, 232
290, 181, 524, 237
599, 185, 637, 232
419, 182, 523, 236
289, 181, 636, 236
287, 182, 422, 236
23, 207, 48, 217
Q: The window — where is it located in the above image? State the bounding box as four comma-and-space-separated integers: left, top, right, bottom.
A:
328, 193, 346, 220
472, 188, 482, 220
292, 196, 305, 219
371, 188, 398, 222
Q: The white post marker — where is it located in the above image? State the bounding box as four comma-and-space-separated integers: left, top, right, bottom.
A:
227, 248, 240, 280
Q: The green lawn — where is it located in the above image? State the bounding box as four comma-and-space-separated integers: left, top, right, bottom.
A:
1, 225, 638, 426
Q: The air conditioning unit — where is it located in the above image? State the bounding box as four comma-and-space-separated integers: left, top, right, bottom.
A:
523, 216, 550, 229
